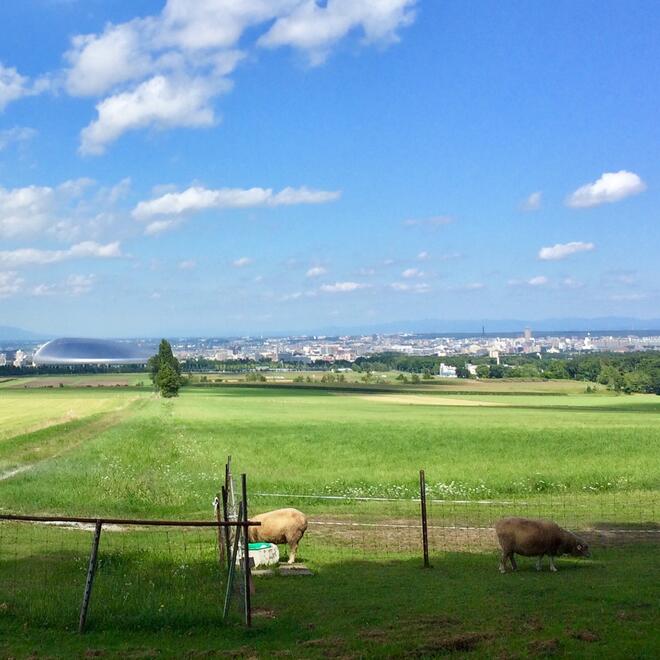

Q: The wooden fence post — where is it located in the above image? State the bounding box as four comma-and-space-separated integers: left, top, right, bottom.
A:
78, 519, 103, 633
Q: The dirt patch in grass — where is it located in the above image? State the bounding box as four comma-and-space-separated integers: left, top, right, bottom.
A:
571, 630, 600, 642
406, 632, 488, 656
528, 638, 561, 656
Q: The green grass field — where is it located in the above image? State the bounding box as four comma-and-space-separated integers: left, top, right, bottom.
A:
1, 377, 658, 657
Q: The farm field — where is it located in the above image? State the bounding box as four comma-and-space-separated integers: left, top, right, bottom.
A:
1, 377, 659, 657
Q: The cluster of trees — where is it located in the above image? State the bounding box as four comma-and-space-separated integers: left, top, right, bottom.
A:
147, 340, 182, 397
355, 351, 660, 394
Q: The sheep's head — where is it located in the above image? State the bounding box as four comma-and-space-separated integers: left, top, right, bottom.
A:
571, 538, 590, 558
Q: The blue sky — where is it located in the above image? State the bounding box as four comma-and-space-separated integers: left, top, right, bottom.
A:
0, 0, 658, 336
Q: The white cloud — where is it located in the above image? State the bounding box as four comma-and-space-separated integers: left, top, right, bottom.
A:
80, 75, 222, 155
403, 215, 453, 228
178, 259, 196, 270
566, 170, 646, 208
0, 184, 55, 238
0, 62, 49, 112
508, 276, 549, 287
561, 277, 584, 289
259, 0, 417, 64
0, 126, 37, 151
520, 191, 542, 212
31, 273, 96, 297
417, 251, 429, 260
391, 281, 430, 293
0, 178, 132, 241
538, 241, 594, 261
133, 184, 340, 232
0, 241, 121, 268
306, 266, 327, 278
145, 219, 181, 235
402, 267, 422, 278
232, 256, 253, 268
66, 273, 95, 296
0, 63, 30, 111
0, 271, 23, 298
320, 281, 367, 293
65, 1, 417, 152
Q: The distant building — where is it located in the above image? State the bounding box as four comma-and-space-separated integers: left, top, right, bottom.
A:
524, 327, 533, 340
0, 353, 6, 366
439, 363, 457, 378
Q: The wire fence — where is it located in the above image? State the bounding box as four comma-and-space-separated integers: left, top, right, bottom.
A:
251, 476, 660, 563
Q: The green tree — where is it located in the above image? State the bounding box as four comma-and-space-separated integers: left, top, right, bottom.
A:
148, 339, 182, 397
156, 362, 181, 398
476, 365, 490, 379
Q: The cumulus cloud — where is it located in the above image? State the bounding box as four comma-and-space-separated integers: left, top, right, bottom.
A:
0, 184, 56, 238
0, 62, 49, 112
0, 63, 31, 111
0, 178, 131, 241
390, 281, 430, 293
508, 276, 549, 287
402, 267, 422, 278
0, 126, 37, 151
133, 184, 340, 233
520, 191, 542, 212
258, 0, 417, 64
417, 251, 429, 260
0, 271, 24, 298
566, 171, 646, 208
232, 256, 253, 268
538, 241, 594, 261
65, 1, 417, 152
0, 241, 121, 268
320, 281, 368, 293
178, 259, 196, 270
306, 266, 327, 278
31, 273, 96, 297
80, 75, 223, 155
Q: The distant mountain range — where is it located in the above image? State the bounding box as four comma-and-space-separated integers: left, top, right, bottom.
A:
309, 317, 660, 337
4, 318, 660, 341
0, 326, 48, 341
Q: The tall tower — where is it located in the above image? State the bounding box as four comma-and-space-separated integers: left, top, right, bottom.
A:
524, 327, 532, 341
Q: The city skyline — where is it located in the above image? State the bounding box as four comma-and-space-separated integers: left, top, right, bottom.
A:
1, 1, 659, 336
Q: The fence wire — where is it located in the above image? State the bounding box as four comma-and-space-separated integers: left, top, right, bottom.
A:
0, 520, 240, 631
251, 488, 659, 563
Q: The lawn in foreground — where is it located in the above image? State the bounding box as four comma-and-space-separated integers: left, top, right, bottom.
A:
0, 525, 657, 658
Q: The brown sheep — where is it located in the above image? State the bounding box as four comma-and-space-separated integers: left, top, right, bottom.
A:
247, 508, 308, 564
495, 517, 590, 573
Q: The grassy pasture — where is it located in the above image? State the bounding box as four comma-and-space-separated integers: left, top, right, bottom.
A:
0, 378, 658, 657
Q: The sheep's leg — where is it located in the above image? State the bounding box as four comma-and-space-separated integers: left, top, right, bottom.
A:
499, 551, 508, 573
509, 554, 518, 571
536, 555, 543, 571
287, 539, 298, 564
549, 556, 558, 572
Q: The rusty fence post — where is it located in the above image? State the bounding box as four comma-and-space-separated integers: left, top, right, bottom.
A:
419, 470, 431, 568
241, 473, 253, 627
78, 519, 103, 633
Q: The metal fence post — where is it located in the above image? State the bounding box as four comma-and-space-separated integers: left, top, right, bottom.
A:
78, 519, 103, 633
241, 473, 253, 627
419, 470, 431, 568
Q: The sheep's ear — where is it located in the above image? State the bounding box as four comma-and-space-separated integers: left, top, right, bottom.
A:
577, 544, 583, 550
